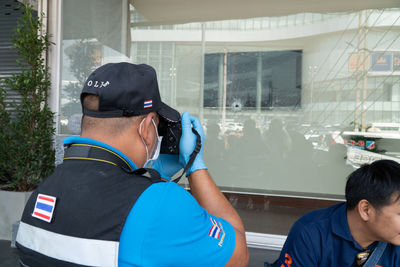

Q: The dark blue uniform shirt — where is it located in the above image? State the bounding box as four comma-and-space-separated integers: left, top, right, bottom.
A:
275, 203, 400, 267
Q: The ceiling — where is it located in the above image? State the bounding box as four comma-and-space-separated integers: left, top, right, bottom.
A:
131, 0, 400, 25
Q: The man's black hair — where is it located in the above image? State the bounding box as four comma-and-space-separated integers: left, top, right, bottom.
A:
346, 159, 400, 210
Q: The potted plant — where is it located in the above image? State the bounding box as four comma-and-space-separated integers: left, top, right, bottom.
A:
0, 3, 55, 241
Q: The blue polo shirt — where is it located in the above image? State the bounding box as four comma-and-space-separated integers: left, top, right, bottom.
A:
64, 137, 236, 266
275, 202, 400, 267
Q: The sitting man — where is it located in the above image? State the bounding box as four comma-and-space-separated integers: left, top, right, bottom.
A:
16, 62, 249, 266
273, 159, 400, 267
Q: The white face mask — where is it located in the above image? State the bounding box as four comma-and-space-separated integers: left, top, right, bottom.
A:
139, 118, 163, 167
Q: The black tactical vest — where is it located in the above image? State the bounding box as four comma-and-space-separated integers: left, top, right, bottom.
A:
16, 144, 162, 266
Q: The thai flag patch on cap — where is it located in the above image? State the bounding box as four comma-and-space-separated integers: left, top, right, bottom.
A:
208, 217, 221, 239
32, 193, 56, 223
144, 100, 153, 109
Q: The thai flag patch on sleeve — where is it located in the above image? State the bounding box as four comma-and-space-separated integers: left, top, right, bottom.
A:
32, 193, 57, 223
144, 100, 153, 109
208, 217, 222, 239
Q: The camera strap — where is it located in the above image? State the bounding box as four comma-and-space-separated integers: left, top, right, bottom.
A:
172, 128, 202, 183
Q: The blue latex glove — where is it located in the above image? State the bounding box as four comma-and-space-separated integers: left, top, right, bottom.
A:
152, 154, 183, 181
179, 112, 207, 175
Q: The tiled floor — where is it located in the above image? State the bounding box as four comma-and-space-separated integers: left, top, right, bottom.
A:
0, 240, 279, 267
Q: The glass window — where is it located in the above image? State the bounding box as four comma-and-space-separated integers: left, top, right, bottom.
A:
204, 51, 302, 109
58, 2, 400, 235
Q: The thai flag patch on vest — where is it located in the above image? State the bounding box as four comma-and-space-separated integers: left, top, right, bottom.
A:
32, 194, 57, 223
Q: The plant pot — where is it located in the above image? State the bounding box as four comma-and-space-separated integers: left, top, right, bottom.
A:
0, 190, 32, 240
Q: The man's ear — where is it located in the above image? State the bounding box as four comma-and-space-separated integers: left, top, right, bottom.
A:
358, 199, 373, 221
138, 113, 156, 145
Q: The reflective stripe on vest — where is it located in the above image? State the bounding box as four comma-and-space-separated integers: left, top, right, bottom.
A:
16, 222, 119, 267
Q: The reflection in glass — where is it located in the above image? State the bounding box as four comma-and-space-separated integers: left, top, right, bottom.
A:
59, 2, 400, 234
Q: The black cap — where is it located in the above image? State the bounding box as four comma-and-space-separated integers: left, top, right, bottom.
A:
80, 62, 180, 122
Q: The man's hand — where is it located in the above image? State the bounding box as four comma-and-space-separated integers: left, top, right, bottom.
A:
179, 112, 207, 175
152, 154, 182, 181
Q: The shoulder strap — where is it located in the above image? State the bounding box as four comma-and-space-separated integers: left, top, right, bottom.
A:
64, 144, 163, 181
363, 242, 387, 267
64, 143, 132, 171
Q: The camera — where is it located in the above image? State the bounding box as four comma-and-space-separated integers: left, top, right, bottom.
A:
158, 118, 182, 154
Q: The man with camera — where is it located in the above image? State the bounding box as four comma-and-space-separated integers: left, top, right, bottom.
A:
16, 63, 249, 266
271, 159, 400, 267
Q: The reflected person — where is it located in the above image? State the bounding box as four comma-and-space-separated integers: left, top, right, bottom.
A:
285, 122, 315, 183
229, 119, 267, 184
204, 123, 225, 178
263, 118, 291, 161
